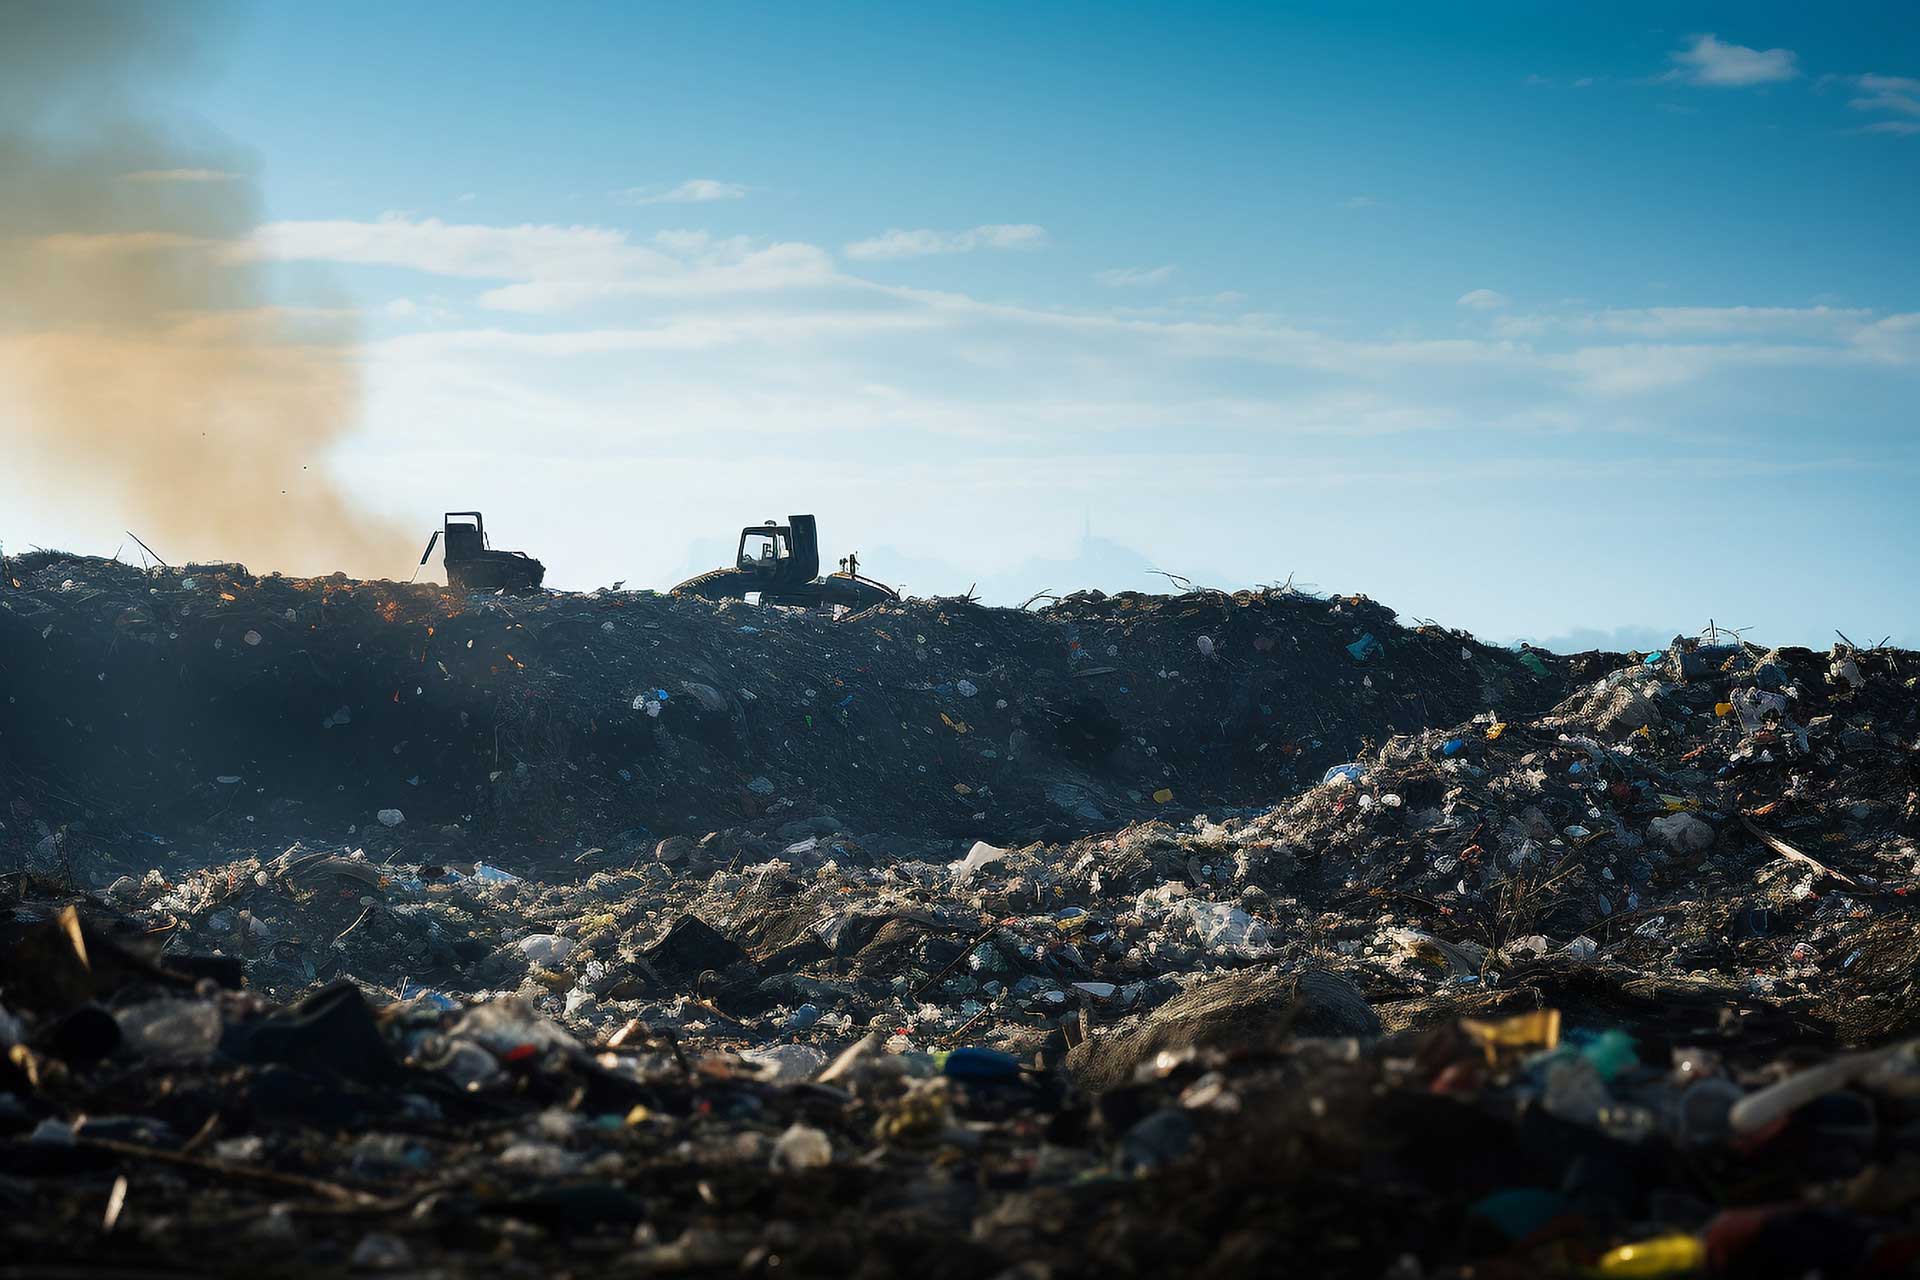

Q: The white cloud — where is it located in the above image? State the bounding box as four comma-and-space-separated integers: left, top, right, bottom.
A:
454, 192, 477, 204
1668, 34, 1800, 87
1865, 120, 1920, 135
1341, 195, 1380, 209
611, 179, 749, 205
1095, 264, 1175, 287
383, 298, 419, 318
843, 224, 1047, 260
248, 215, 840, 314
1494, 305, 1872, 340
121, 168, 236, 183
1457, 289, 1509, 311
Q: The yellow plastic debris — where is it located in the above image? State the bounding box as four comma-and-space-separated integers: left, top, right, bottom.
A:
1714, 702, 1734, 718
1589, 1233, 1705, 1278
940, 712, 970, 734
1152, 788, 1173, 804
953, 782, 972, 795
624, 1105, 652, 1126
1486, 722, 1507, 740
1459, 1009, 1561, 1063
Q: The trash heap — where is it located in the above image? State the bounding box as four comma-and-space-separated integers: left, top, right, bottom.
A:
4, 555, 1920, 1275
0, 553, 1568, 882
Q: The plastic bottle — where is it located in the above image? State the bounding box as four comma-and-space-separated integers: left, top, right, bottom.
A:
1591, 1233, 1705, 1277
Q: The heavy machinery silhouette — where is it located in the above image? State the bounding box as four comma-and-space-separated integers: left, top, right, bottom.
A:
419, 512, 546, 593
673, 515, 897, 610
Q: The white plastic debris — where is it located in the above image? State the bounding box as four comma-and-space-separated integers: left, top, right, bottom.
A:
956, 678, 978, 697
1175, 900, 1273, 955
376, 808, 404, 827
517, 934, 575, 967
949, 840, 1010, 884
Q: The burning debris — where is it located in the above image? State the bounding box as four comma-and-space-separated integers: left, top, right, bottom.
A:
3, 554, 1919, 1275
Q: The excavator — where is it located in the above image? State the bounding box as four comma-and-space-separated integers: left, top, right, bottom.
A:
673, 515, 897, 610
419, 512, 546, 593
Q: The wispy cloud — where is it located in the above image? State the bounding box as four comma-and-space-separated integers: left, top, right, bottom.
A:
611, 178, 749, 205
843, 224, 1047, 260
1095, 264, 1175, 287
1342, 194, 1381, 210
1457, 288, 1509, 311
1839, 72, 1920, 134
1667, 34, 1799, 87
122, 168, 236, 184
247, 215, 837, 313
1494, 305, 1872, 340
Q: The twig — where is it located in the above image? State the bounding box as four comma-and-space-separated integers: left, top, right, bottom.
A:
73, 1135, 377, 1205
124, 531, 168, 569
1742, 815, 1857, 886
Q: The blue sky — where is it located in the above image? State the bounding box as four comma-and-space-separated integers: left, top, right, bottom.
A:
4, 3, 1918, 648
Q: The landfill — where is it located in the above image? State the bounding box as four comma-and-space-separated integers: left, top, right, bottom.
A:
3, 551, 1919, 1276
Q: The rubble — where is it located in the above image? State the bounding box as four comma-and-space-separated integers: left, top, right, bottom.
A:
3, 554, 1920, 1274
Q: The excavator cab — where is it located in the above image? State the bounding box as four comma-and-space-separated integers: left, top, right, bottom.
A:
736, 526, 787, 572
420, 511, 546, 593
732, 516, 819, 590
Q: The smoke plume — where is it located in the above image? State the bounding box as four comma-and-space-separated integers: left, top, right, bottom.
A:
0, 2, 412, 577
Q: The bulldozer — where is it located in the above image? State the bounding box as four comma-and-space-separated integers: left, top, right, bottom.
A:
419, 511, 546, 593
673, 515, 897, 610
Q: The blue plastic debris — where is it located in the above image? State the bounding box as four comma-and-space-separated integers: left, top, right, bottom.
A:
1346, 633, 1381, 661
943, 1046, 1023, 1083
1643, 650, 1666, 665
1322, 762, 1366, 785
1441, 738, 1466, 757
398, 980, 460, 1012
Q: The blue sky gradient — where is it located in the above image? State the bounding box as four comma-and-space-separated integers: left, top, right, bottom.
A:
4, 3, 1917, 648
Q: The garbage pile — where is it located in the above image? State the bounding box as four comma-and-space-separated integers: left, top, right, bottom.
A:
5, 880, 1920, 1276
0, 553, 1570, 883
5, 554, 1920, 1275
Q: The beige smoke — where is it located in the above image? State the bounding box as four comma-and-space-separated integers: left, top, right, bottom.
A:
0, 2, 412, 577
